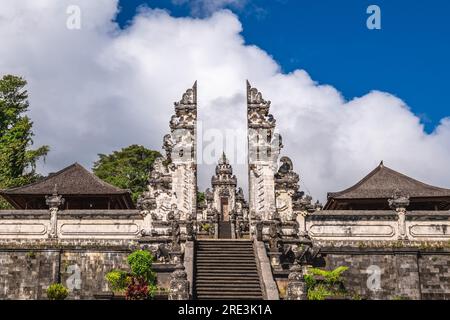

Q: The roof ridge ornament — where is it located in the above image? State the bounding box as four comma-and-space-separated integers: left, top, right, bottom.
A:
388, 188, 410, 210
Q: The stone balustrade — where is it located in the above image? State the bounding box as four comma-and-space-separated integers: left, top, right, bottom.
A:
304, 210, 450, 241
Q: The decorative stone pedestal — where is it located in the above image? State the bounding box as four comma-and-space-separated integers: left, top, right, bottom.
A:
286, 264, 307, 300
168, 263, 190, 300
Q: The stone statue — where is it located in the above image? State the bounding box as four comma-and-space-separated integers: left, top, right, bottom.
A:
45, 185, 65, 239
171, 219, 181, 251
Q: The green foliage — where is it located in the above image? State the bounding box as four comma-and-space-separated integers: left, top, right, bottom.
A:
305, 266, 349, 300
308, 266, 349, 284
92, 144, 161, 203
46, 283, 69, 300
127, 250, 156, 284
307, 284, 333, 300
201, 223, 212, 232
105, 250, 158, 300
197, 191, 205, 205
0, 75, 49, 206
26, 251, 36, 259
105, 269, 130, 292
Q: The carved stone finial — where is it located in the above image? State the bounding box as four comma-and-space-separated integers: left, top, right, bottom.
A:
175, 81, 197, 106
247, 80, 270, 105
314, 200, 323, 211
388, 189, 410, 211
45, 185, 65, 210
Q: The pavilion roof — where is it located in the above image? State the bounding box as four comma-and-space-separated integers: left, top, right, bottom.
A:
327, 161, 450, 200
0, 163, 130, 196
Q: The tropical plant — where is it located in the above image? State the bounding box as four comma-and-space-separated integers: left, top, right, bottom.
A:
0, 75, 50, 209
46, 283, 69, 300
304, 266, 349, 300
105, 250, 158, 300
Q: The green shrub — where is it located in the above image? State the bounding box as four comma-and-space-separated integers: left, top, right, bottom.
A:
127, 250, 156, 284
307, 284, 333, 300
105, 250, 159, 300
308, 266, 349, 284
47, 283, 69, 300
304, 266, 349, 300
105, 269, 130, 292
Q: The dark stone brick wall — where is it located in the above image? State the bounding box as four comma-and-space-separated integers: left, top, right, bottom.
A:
60, 251, 129, 300
0, 250, 60, 299
419, 255, 450, 299
0, 249, 130, 300
1, 243, 450, 299
322, 248, 450, 300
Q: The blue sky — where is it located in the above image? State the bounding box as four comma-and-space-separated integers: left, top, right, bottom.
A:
117, 0, 450, 133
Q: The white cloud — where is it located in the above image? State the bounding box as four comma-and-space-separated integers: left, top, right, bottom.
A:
1, 0, 449, 202
172, 0, 248, 16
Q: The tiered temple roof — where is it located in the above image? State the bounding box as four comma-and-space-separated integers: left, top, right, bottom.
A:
0, 163, 134, 209
324, 161, 450, 210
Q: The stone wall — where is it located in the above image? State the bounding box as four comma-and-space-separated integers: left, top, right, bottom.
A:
2, 209, 450, 299
0, 239, 178, 300
313, 245, 450, 300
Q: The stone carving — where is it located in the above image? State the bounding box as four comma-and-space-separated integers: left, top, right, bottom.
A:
137, 83, 198, 238
168, 263, 190, 300
171, 219, 181, 251
185, 213, 194, 241
247, 81, 284, 236
286, 264, 307, 300
388, 189, 410, 210
45, 185, 65, 239
389, 189, 410, 240
286, 243, 320, 300
268, 222, 282, 251
204, 153, 249, 238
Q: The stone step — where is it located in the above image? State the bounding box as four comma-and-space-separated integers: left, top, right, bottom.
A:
194, 275, 260, 280
195, 279, 261, 284
199, 296, 263, 300
196, 256, 256, 260
196, 284, 261, 289
196, 267, 258, 275
198, 250, 253, 253
197, 293, 263, 298
197, 288, 261, 296
196, 263, 257, 267
195, 258, 257, 263
194, 239, 263, 300
197, 262, 256, 270
197, 247, 253, 250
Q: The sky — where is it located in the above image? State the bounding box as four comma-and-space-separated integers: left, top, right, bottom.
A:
117, 0, 450, 133
0, 0, 449, 202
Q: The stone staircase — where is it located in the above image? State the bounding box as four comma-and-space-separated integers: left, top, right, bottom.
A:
194, 240, 264, 300
218, 221, 231, 239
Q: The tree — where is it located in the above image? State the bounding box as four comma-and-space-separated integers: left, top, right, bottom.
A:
0, 75, 49, 208
92, 145, 161, 203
